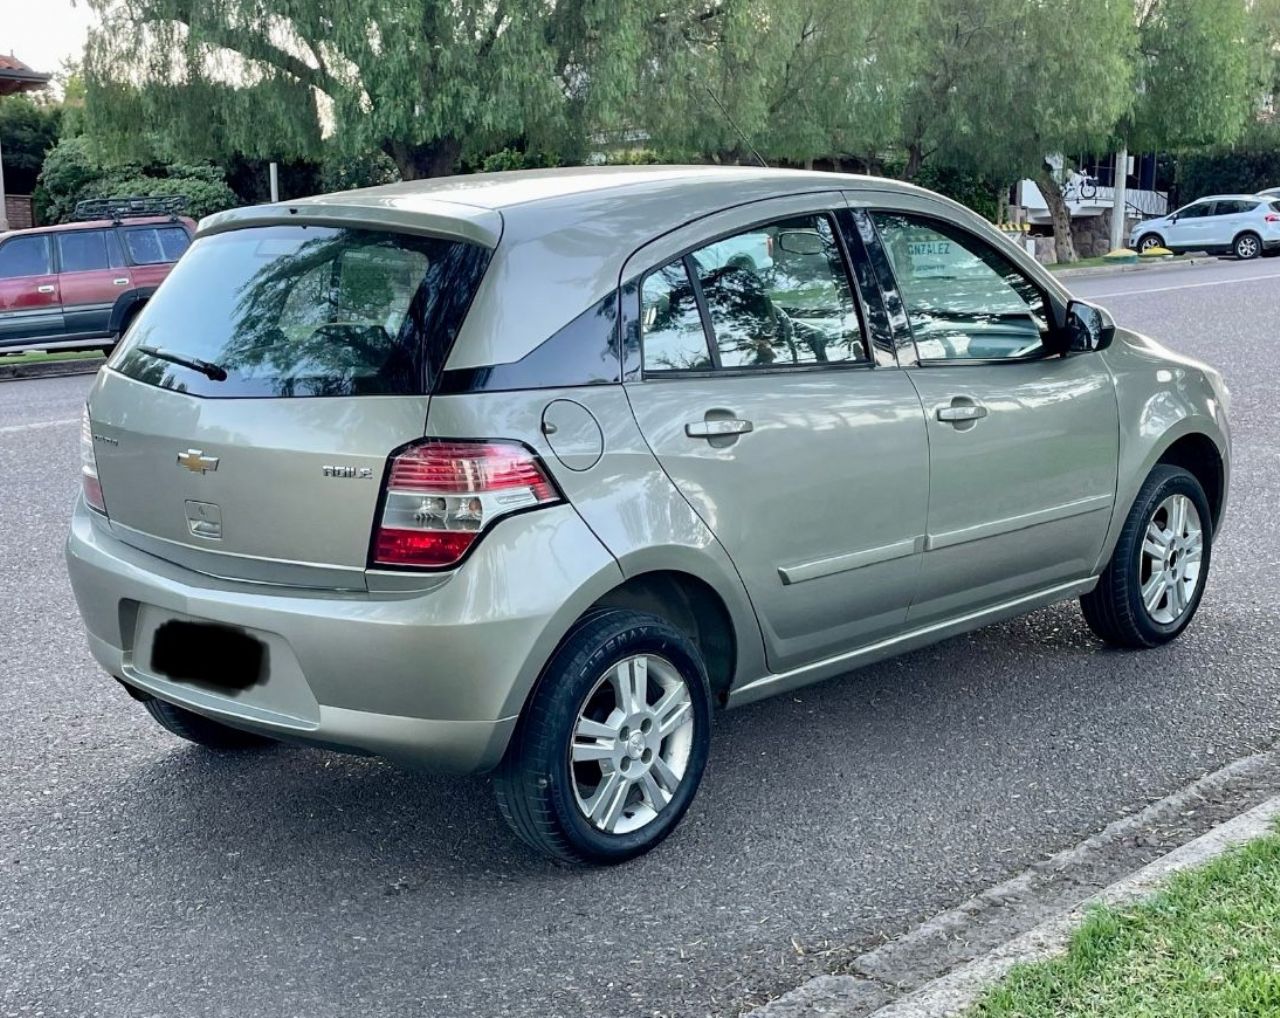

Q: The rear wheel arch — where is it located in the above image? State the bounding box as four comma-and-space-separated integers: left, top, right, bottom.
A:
581, 571, 738, 707
108, 287, 157, 336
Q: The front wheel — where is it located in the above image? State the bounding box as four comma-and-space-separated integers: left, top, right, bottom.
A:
1234, 232, 1261, 260
1080, 465, 1212, 649
494, 610, 711, 865
1136, 233, 1164, 254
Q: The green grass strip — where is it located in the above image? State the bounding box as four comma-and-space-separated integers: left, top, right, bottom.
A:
971, 829, 1280, 1017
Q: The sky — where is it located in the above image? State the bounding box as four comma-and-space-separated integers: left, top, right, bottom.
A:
1, 0, 95, 81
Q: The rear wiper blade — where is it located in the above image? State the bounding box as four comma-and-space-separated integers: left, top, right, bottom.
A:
137, 345, 227, 382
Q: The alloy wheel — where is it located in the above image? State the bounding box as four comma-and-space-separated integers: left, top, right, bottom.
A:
1139, 494, 1204, 625
1236, 235, 1260, 259
570, 654, 695, 835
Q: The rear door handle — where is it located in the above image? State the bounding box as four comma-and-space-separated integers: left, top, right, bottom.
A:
113, 278, 130, 286
936, 404, 988, 423
685, 419, 754, 438
36, 285, 56, 294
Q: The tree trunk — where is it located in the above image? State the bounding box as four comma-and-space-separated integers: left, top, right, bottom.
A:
386, 137, 462, 180
901, 141, 924, 181
1037, 160, 1077, 263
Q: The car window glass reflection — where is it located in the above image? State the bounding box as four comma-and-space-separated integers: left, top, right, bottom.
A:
872, 212, 1047, 361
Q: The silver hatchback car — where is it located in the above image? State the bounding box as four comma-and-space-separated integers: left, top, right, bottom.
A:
67, 167, 1230, 864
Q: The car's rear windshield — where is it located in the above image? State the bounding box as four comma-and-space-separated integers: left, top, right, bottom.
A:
112, 225, 489, 397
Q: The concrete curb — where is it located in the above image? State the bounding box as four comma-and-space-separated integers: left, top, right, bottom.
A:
0, 357, 104, 382
1050, 255, 1220, 280
746, 747, 1280, 1018
866, 795, 1280, 1018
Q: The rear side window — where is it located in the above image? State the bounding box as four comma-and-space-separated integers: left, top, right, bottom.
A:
58, 230, 111, 273
113, 225, 490, 397
640, 213, 867, 374
0, 235, 52, 278
123, 226, 191, 265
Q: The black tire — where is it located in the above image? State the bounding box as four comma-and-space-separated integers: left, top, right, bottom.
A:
1080, 465, 1213, 649
143, 697, 274, 750
110, 304, 143, 352
1136, 233, 1164, 253
494, 609, 712, 865
1233, 232, 1262, 260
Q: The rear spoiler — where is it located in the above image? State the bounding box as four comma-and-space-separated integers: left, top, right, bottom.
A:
73, 196, 190, 224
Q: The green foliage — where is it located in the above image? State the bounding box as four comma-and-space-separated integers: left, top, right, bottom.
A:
1177, 126, 1280, 200
0, 96, 62, 194
320, 151, 401, 193
911, 165, 1002, 221
973, 830, 1280, 1017
1129, 0, 1257, 152
35, 135, 238, 223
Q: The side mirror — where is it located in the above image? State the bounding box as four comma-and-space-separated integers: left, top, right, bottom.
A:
1063, 299, 1115, 354
775, 230, 826, 256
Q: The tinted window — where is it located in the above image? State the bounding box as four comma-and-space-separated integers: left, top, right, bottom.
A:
1176, 202, 1212, 219
1215, 200, 1257, 215
123, 226, 190, 265
113, 226, 489, 397
641, 259, 712, 371
0, 235, 52, 278
690, 215, 866, 369
58, 230, 111, 273
872, 211, 1047, 361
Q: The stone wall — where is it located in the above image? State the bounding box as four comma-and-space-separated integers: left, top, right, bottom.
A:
1068, 210, 1142, 259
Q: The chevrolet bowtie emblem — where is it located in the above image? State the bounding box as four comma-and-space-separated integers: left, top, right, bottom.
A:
177, 449, 219, 474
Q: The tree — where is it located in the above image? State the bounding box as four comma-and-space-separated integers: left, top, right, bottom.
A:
889, 0, 1135, 262
82, 0, 657, 179
0, 95, 61, 194
633, 0, 913, 168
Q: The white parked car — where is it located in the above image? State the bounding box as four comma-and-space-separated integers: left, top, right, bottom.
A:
1129, 194, 1280, 259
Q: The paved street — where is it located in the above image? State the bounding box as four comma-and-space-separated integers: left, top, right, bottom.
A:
2, 258, 1279, 1018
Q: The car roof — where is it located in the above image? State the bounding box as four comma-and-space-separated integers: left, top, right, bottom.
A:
197, 166, 975, 372
4, 216, 193, 238
1186, 194, 1268, 203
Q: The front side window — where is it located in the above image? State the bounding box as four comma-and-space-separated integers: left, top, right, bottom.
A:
58, 230, 111, 273
1175, 202, 1212, 219
113, 225, 489, 397
872, 211, 1048, 362
640, 213, 867, 373
0, 235, 52, 278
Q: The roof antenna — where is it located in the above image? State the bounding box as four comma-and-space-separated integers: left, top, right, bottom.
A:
701, 83, 768, 169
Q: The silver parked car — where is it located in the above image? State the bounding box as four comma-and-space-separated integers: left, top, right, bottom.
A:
1129, 192, 1280, 258
67, 167, 1231, 864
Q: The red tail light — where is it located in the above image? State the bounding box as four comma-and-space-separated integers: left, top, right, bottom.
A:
371, 440, 561, 569
79, 407, 107, 515
1266, 213, 1280, 223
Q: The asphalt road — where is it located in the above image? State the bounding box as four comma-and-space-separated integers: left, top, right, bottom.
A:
3, 257, 1280, 1018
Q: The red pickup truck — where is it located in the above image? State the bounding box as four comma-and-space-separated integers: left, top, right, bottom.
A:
0, 197, 195, 353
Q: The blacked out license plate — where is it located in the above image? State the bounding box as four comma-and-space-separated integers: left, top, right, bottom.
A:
150, 621, 266, 690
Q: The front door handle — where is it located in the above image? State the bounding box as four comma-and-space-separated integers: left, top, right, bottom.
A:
685, 419, 754, 438
113, 278, 130, 286
936, 404, 988, 423
36, 284, 56, 294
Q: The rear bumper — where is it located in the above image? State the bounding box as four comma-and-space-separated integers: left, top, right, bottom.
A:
65, 498, 622, 772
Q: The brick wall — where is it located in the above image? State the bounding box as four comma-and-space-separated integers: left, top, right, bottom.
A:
3, 195, 35, 231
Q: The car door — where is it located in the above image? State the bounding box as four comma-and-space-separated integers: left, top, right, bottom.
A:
623, 195, 930, 673
1210, 199, 1255, 248
1164, 200, 1214, 250
56, 228, 131, 338
861, 202, 1119, 624
0, 234, 63, 347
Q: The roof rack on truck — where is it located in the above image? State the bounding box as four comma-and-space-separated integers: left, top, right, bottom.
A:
72, 196, 189, 224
